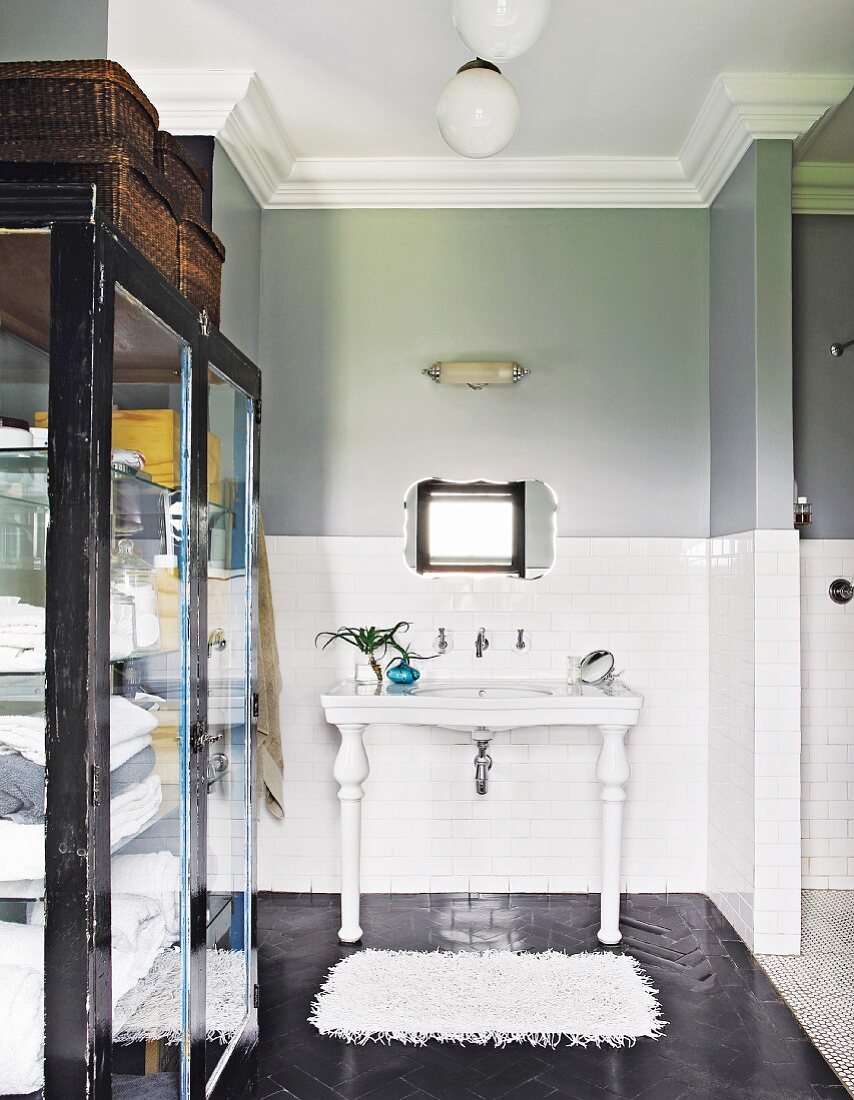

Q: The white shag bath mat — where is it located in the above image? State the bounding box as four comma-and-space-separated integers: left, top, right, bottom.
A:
310, 949, 665, 1048
115, 948, 247, 1043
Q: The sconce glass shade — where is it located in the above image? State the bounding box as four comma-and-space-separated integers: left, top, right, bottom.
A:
452, 0, 551, 62
436, 61, 520, 159
423, 361, 530, 388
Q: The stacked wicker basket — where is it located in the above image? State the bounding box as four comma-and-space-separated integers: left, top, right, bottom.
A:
0, 59, 225, 325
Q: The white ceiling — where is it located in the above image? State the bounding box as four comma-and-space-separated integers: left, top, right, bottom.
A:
107, 0, 854, 208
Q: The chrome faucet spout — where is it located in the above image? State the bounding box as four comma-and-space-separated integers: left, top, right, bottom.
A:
475, 627, 489, 658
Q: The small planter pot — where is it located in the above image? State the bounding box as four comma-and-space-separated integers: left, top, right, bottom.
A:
387, 662, 420, 685
355, 661, 380, 685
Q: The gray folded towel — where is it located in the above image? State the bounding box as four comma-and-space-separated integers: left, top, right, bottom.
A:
110, 745, 156, 800
0, 744, 156, 823
0, 753, 43, 823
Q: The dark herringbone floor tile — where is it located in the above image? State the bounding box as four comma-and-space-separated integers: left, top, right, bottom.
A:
255, 894, 843, 1100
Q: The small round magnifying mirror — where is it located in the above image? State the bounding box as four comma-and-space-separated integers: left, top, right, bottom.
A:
580, 649, 615, 684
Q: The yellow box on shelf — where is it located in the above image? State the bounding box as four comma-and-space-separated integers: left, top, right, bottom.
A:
34, 409, 221, 502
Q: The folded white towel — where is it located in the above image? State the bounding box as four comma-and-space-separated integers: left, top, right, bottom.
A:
0, 920, 43, 971
0, 821, 44, 880
112, 448, 146, 470
0, 645, 46, 672
0, 878, 43, 899
111, 851, 181, 943
111, 775, 162, 848
0, 715, 45, 765
0, 602, 45, 636
0, 702, 155, 770
0, 964, 43, 1094
5, 898, 164, 1010
111, 733, 153, 772
0, 773, 163, 883
111, 695, 159, 747
112, 894, 166, 1008
0, 632, 45, 649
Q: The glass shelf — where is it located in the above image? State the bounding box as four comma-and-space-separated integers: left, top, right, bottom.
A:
0, 448, 236, 517
0, 646, 182, 684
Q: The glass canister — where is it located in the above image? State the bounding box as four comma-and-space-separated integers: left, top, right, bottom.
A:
109, 590, 137, 661
566, 654, 582, 685
110, 538, 161, 651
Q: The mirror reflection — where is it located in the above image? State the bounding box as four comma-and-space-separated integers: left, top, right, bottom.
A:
580, 649, 615, 684
404, 478, 557, 578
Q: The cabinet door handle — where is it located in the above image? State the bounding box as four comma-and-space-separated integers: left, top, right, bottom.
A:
191, 722, 224, 752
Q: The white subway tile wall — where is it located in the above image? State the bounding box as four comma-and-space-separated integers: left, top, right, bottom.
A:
752, 530, 801, 955
707, 531, 802, 954
258, 536, 709, 897
709, 532, 756, 945
801, 540, 854, 891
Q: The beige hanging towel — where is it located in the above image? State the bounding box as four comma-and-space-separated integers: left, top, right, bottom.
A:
257, 515, 284, 818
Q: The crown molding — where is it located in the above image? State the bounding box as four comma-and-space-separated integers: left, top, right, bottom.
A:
680, 73, 854, 205
793, 163, 854, 214
133, 68, 854, 211
134, 69, 253, 132
266, 156, 698, 209
133, 68, 295, 205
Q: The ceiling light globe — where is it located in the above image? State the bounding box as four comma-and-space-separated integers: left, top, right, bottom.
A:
436, 63, 520, 159
452, 0, 551, 62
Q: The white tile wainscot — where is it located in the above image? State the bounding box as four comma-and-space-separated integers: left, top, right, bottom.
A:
708, 530, 802, 955
753, 530, 802, 955
801, 539, 854, 890
258, 535, 709, 897
709, 531, 756, 944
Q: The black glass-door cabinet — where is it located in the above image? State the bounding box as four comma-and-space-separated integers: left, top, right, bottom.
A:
0, 185, 260, 1100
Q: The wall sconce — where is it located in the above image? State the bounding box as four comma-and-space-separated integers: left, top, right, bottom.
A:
422, 361, 530, 390
794, 496, 812, 527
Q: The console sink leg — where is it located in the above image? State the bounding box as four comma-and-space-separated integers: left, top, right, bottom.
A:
596, 724, 630, 945
333, 723, 369, 944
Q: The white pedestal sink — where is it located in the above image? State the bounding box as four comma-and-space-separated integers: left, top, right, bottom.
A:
320, 678, 644, 947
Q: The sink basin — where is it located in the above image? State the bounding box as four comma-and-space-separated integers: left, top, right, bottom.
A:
413, 683, 556, 700
321, 677, 643, 733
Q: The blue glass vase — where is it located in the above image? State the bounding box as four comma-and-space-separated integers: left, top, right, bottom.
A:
387, 662, 420, 685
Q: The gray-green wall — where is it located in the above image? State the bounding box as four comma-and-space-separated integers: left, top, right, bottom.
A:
258, 208, 710, 537
0, 0, 109, 59
709, 141, 794, 537
211, 143, 261, 363
793, 214, 854, 539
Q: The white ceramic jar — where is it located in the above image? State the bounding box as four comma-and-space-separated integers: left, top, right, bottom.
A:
0, 417, 34, 448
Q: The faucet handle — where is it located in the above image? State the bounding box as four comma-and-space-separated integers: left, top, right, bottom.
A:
433, 627, 453, 654
513, 628, 530, 653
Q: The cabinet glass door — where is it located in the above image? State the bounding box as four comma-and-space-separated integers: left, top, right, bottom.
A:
204, 363, 253, 1086
108, 285, 191, 1097
0, 227, 51, 1097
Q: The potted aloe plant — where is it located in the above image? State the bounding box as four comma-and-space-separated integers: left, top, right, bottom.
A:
315, 622, 412, 685
386, 639, 438, 685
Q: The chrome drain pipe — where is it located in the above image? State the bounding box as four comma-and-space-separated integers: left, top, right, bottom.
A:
474, 735, 493, 795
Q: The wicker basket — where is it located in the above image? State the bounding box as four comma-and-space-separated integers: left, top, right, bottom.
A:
155, 131, 207, 220
0, 144, 179, 281
0, 60, 159, 162
178, 218, 225, 326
